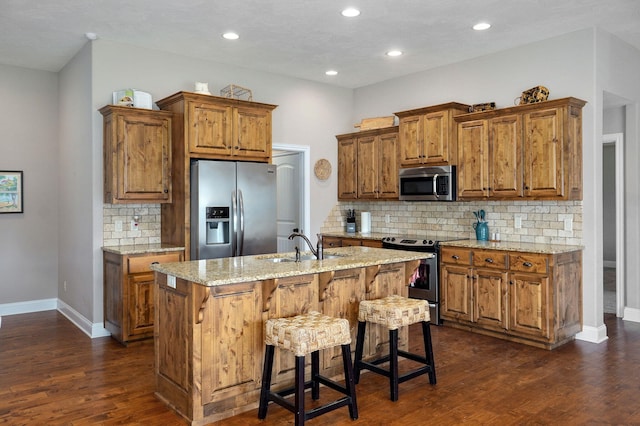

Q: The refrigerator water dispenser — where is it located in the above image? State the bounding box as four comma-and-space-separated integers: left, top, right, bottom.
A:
206, 207, 229, 245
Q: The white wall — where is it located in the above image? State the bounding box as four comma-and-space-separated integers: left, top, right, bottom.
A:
5, 28, 640, 338
601, 144, 615, 263
83, 40, 354, 323
57, 42, 95, 323
595, 29, 640, 321
352, 29, 615, 337
602, 106, 625, 264
0, 64, 59, 306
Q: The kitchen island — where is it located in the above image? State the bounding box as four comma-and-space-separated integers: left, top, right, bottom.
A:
150, 246, 431, 425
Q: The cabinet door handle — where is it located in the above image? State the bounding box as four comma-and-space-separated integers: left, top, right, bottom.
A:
523, 262, 533, 267
485, 258, 494, 263
151, 261, 159, 265
452, 255, 460, 260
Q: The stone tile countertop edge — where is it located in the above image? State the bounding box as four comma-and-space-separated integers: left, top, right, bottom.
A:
442, 240, 584, 254
150, 246, 431, 287
102, 244, 185, 255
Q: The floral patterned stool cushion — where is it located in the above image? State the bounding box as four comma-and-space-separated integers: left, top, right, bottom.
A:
265, 311, 351, 356
355, 295, 436, 401
357, 295, 430, 330
259, 311, 358, 425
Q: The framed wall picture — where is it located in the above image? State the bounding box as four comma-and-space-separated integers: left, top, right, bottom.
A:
0, 171, 23, 213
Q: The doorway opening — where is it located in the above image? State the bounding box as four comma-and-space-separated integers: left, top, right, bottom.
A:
272, 144, 311, 253
602, 133, 625, 318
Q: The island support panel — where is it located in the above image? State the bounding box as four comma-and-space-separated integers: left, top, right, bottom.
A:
154, 261, 417, 425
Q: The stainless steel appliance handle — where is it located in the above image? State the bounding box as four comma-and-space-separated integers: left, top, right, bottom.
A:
238, 189, 245, 256
432, 173, 439, 199
232, 190, 238, 256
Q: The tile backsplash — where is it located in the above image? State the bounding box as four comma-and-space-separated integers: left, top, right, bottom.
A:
321, 200, 582, 245
103, 200, 583, 247
103, 204, 161, 247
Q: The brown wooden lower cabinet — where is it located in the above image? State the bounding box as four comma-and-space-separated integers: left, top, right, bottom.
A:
103, 250, 183, 345
322, 235, 383, 248
154, 261, 414, 425
440, 246, 582, 350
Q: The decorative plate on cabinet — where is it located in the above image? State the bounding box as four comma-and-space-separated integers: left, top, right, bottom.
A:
314, 159, 332, 180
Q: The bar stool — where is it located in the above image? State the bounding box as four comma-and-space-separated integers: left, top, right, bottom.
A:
354, 295, 436, 401
258, 311, 358, 426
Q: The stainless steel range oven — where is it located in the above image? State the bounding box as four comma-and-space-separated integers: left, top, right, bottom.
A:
382, 235, 465, 325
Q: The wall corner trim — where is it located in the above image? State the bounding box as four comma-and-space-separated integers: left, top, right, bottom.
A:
575, 324, 609, 344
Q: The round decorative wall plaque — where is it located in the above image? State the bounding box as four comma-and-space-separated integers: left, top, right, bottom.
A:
314, 159, 332, 180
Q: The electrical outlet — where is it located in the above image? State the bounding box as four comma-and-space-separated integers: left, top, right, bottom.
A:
514, 215, 522, 229
385, 214, 390, 224
564, 217, 573, 231
115, 220, 123, 232
167, 275, 177, 289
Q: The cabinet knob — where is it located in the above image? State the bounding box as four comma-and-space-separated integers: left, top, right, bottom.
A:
164, 189, 168, 193
151, 261, 159, 265
523, 262, 533, 267
452, 255, 460, 260
485, 258, 494, 263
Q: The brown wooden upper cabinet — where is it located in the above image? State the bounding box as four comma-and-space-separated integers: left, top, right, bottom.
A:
395, 102, 470, 167
100, 105, 172, 204
455, 97, 585, 200
336, 126, 399, 200
155, 92, 277, 260
157, 91, 277, 162
337, 134, 357, 199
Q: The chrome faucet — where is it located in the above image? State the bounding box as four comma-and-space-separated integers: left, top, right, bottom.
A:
288, 232, 323, 260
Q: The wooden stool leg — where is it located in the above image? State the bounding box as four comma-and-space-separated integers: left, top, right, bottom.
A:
422, 321, 437, 385
341, 343, 359, 420
353, 321, 367, 384
311, 350, 320, 400
258, 345, 275, 419
389, 328, 399, 401
295, 355, 305, 426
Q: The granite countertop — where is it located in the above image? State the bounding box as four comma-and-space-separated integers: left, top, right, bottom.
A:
102, 243, 185, 255
150, 246, 432, 287
442, 239, 583, 254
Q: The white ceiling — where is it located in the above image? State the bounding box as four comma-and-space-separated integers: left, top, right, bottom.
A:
1, 0, 639, 89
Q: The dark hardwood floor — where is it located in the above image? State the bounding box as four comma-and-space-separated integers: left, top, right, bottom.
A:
1, 311, 638, 425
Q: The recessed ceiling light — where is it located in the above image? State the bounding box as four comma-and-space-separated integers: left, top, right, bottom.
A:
386, 50, 403, 57
222, 32, 240, 40
341, 8, 360, 17
473, 22, 491, 31
325, 70, 338, 76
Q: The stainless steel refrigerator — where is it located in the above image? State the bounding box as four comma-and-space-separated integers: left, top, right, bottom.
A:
190, 160, 277, 260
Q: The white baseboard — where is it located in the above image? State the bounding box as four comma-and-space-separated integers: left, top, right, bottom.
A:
623, 306, 640, 323
0, 298, 57, 315
57, 299, 111, 338
576, 324, 609, 344
0, 298, 110, 339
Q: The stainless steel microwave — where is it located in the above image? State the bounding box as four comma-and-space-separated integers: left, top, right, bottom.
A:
398, 166, 456, 201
